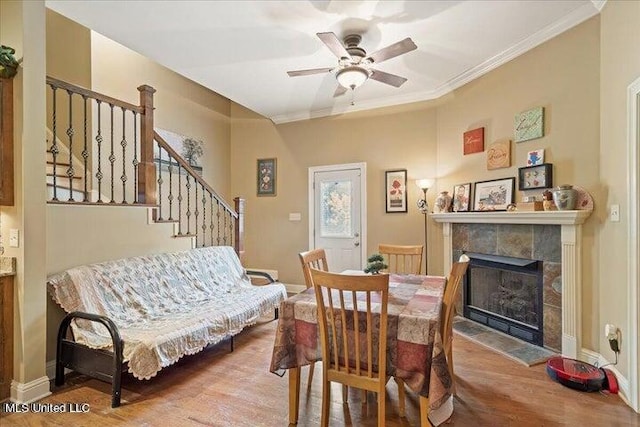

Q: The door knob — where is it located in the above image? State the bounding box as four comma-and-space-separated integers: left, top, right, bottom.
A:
354, 242, 360, 247
354, 232, 360, 237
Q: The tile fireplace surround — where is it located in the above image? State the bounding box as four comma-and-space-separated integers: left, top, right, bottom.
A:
432, 210, 592, 359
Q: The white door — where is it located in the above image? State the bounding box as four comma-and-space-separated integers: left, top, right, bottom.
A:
309, 164, 366, 273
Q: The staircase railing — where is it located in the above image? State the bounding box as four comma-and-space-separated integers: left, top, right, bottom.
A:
153, 131, 241, 250
45, 76, 244, 255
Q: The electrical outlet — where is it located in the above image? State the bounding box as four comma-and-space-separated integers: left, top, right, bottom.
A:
605, 324, 621, 353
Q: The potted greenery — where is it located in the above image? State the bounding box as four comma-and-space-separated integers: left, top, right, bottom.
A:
364, 253, 388, 275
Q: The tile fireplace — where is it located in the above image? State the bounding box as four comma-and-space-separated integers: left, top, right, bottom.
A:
432, 210, 592, 358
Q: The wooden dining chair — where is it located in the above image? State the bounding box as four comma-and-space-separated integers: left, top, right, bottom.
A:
298, 249, 330, 390
309, 268, 405, 427
441, 254, 470, 395
378, 244, 424, 275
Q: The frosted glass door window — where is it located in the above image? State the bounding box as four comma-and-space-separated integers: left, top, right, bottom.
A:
320, 180, 352, 237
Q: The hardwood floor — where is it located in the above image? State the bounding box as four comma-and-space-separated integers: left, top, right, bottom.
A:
1, 318, 638, 426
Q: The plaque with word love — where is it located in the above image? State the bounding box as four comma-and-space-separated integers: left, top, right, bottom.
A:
463, 127, 484, 155
486, 139, 511, 170
514, 106, 544, 143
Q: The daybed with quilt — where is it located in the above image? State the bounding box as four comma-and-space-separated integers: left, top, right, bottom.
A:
48, 246, 287, 407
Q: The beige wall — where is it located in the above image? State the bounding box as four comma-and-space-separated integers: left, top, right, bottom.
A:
436, 17, 601, 351
45, 9, 92, 162
90, 33, 232, 201
231, 101, 439, 284
599, 0, 640, 382
230, 18, 601, 289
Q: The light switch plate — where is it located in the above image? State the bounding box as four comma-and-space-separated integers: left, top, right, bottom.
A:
610, 204, 620, 222
9, 229, 19, 247
289, 213, 301, 221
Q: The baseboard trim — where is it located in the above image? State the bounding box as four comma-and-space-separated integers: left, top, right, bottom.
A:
10, 376, 51, 403
581, 348, 631, 406
284, 283, 306, 294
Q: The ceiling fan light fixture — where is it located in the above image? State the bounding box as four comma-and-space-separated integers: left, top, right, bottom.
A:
336, 66, 369, 90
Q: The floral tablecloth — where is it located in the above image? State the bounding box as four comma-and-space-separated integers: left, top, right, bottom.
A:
270, 273, 453, 425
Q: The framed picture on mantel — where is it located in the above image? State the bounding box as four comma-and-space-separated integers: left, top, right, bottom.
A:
473, 177, 515, 211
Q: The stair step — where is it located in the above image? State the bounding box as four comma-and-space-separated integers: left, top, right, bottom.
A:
48, 200, 159, 207
154, 219, 179, 224
173, 233, 196, 238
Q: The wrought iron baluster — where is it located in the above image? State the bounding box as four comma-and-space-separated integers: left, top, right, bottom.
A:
167, 152, 174, 220
217, 199, 221, 245
210, 196, 214, 246
132, 112, 138, 204
186, 174, 192, 235
120, 107, 128, 204
201, 187, 207, 247
223, 208, 227, 245
109, 103, 115, 203
230, 215, 235, 248
194, 182, 199, 246
156, 144, 163, 220
82, 95, 89, 202
95, 100, 103, 203
66, 90, 75, 201
50, 85, 59, 201
177, 164, 183, 235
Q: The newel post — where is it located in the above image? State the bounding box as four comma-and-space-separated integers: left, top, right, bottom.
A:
137, 84, 157, 204
234, 197, 246, 264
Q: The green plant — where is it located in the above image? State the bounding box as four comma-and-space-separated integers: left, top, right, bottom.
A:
364, 253, 388, 275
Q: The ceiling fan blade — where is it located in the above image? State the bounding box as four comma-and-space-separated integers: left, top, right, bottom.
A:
366, 38, 417, 64
333, 85, 348, 97
317, 32, 352, 60
287, 67, 333, 77
370, 69, 408, 88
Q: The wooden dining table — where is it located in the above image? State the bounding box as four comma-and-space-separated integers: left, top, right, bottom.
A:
269, 273, 453, 427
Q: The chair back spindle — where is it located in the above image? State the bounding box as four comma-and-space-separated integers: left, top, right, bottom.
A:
378, 244, 423, 275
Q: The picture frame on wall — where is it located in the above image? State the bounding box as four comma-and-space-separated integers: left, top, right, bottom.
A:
385, 169, 407, 213
518, 163, 553, 190
257, 158, 277, 196
463, 127, 484, 155
473, 177, 515, 211
452, 183, 472, 212
514, 106, 544, 143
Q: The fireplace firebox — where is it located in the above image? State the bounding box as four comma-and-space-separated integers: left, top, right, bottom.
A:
464, 253, 544, 346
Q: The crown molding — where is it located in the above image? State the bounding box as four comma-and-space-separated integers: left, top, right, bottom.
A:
271, 1, 602, 124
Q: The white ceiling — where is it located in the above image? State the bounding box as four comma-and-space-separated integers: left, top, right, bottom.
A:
46, 1, 603, 124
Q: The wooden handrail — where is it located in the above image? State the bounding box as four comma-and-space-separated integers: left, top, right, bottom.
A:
153, 131, 237, 217
46, 76, 143, 113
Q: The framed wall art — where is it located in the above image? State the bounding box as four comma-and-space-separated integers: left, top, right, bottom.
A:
463, 127, 484, 155
257, 158, 277, 196
385, 169, 407, 213
473, 177, 515, 211
486, 139, 511, 170
518, 163, 553, 190
514, 106, 544, 143
452, 183, 472, 212
527, 149, 545, 166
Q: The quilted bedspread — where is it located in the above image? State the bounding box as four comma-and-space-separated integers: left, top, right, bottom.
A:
48, 246, 287, 380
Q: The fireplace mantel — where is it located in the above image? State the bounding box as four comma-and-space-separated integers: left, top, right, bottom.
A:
431, 210, 591, 225
432, 209, 593, 359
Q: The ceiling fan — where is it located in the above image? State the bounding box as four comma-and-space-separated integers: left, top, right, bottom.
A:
287, 32, 417, 96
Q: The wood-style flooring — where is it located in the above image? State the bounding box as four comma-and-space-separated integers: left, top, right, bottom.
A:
1, 318, 638, 426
